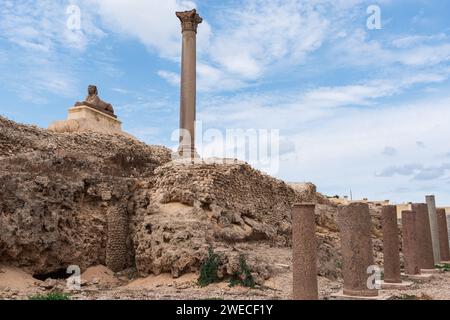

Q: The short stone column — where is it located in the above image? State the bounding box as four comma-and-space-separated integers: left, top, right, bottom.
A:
338, 203, 378, 297
381, 205, 401, 283
426, 195, 441, 264
412, 203, 435, 270
292, 204, 318, 300
437, 208, 450, 262
447, 214, 450, 249
401, 210, 420, 275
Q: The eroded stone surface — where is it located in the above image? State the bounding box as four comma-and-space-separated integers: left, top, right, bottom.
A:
382, 205, 401, 283
338, 203, 378, 297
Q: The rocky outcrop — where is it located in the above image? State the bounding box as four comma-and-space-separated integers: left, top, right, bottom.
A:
0, 116, 383, 283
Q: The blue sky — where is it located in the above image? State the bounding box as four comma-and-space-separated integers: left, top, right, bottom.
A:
1, 0, 450, 205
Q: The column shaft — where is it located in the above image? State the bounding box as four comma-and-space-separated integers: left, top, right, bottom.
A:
338, 203, 378, 297
437, 208, 450, 262
179, 30, 197, 155
381, 205, 401, 283
426, 195, 441, 264
401, 210, 420, 275
412, 203, 435, 270
292, 204, 318, 300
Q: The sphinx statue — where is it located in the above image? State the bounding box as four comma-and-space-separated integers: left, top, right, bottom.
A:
75, 85, 116, 118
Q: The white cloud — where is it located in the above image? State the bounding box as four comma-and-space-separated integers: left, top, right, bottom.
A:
88, 0, 200, 59
333, 29, 450, 67
0, 0, 107, 100
157, 70, 180, 87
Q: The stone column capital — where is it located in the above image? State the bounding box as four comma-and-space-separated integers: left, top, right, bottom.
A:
176, 9, 203, 33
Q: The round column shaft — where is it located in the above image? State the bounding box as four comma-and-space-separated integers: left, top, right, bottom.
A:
292, 204, 318, 300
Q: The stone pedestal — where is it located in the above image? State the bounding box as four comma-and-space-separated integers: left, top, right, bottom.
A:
49, 106, 132, 138
426, 195, 441, 264
381, 205, 402, 283
411, 203, 435, 270
379, 280, 413, 290
401, 210, 420, 275
401, 273, 433, 282
331, 290, 392, 300
337, 203, 378, 297
437, 208, 450, 262
292, 204, 318, 300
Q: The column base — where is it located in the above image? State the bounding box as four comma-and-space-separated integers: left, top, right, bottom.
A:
420, 268, 441, 274
401, 273, 434, 282
330, 290, 392, 300
175, 146, 200, 160
379, 280, 414, 290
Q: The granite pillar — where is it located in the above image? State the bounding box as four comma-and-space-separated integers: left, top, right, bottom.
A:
338, 203, 378, 297
292, 204, 318, 300
425, 195, 441, 264
447, 214, 450, 249
176, 9, 203, 158
411, 203, 435, 270
381, 205, 401, 283
437, 208, 450, 262
401, 210, 420, 275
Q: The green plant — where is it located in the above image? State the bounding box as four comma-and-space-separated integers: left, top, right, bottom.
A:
435, 263, 450, 272
29, 292, 70, 300
198, 247, 221, 287
229, 255, 256, 289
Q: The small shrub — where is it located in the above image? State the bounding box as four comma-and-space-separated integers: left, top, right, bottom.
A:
29, 292, 70, 301
435, 263, 450, 272
198, 247, 221, 287
229, 255, 255, 289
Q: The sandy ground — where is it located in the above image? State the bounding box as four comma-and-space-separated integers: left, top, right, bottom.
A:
1, 249, 450, 300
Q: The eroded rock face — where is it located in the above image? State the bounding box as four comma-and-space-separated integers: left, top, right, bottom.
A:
0, 116, 383, 282
0, 116, 170, 275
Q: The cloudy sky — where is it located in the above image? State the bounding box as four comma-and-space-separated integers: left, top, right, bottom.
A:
1, 0, 450, 205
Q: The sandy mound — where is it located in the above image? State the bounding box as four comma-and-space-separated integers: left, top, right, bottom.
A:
81, 265, 119, 287
0, 265, 40, 291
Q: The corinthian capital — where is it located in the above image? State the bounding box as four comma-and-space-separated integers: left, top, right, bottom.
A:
176, 9, 203, 33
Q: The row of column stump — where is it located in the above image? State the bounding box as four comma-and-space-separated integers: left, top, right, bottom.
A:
292, 198, 450, 300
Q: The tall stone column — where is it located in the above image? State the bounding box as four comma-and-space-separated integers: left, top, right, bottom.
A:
411, 203, 435, 270
176, 9, 203, 159
426, 195, 441, 264
437, 208, 450, 262
401, 210, 420, 275
338, 203, 378, 297
292, 204, 318, 300
381, 205, 401, 283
